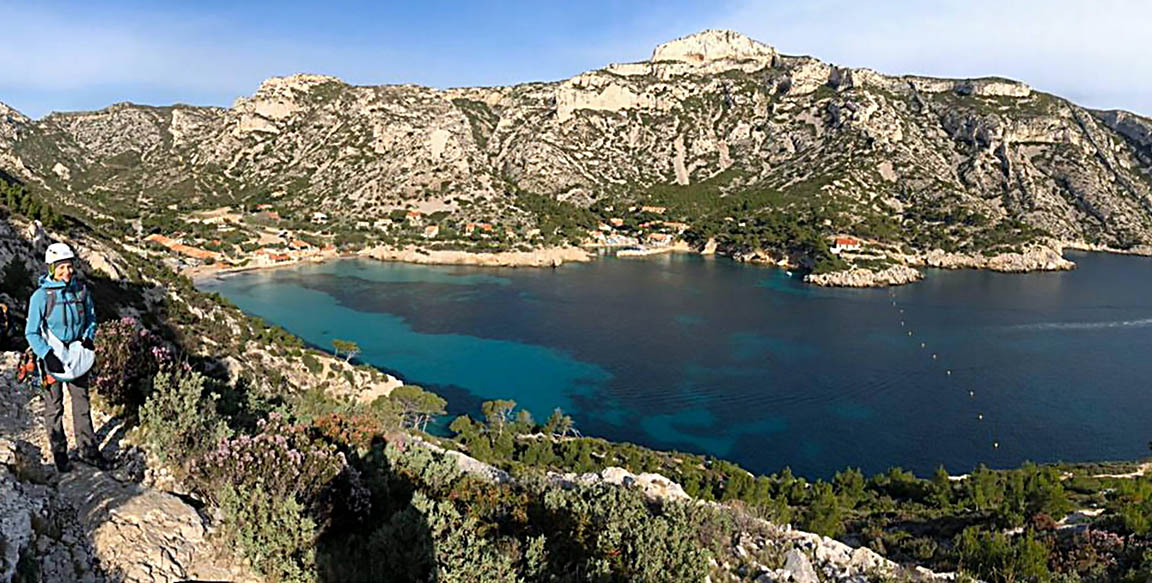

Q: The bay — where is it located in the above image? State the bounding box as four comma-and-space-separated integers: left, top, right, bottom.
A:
198, 250, 1152, 479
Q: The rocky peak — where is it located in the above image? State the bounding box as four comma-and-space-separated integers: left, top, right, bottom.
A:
650, 29, 777, 65
253, 73, 345, 97
0, 100, 29, 125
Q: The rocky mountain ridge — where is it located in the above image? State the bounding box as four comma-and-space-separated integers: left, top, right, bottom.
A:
2, 29, 1152, 278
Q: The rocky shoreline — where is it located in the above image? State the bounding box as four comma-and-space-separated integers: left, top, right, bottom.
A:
190, 239, 1152, 291
806, 243, 1110, 288
910, 244, 1076, 273
805, 264, 924, 287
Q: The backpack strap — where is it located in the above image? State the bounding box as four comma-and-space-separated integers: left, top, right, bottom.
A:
42, 288, 57, 332
74, 283, 88, 331
39, 283, 89, 336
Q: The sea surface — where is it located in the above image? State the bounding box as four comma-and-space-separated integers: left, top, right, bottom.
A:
198, 250, 1152, 478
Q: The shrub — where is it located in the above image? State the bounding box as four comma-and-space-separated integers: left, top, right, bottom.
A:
301, 353, 321, 374
219, 484, 317, 583
137, 370, 230, 473
192, 412, 346, 511
536, 481, 709, 582
90, 317, 173, 415
954, 527, 1051, 583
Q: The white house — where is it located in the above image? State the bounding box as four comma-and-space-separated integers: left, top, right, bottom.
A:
830, 237, 862, 254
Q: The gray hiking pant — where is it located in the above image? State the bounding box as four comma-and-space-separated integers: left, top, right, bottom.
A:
43, 374, 97, 456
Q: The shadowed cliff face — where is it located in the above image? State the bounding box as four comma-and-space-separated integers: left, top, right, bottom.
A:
1, 29, 1151, 256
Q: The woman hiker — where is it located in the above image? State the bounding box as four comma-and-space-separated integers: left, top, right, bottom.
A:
24, 242, 110, 472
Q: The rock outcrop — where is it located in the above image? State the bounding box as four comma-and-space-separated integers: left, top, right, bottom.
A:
805, 264, 924, 287
550, 466, 691, 502
912, 244, 1076, 272
542, 465, 961, 582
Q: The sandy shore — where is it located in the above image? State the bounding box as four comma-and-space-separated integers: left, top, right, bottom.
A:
359, 245, 592, 267
616, 241, 693, 257
186, 249, 346, 281
188, 244, 594, 282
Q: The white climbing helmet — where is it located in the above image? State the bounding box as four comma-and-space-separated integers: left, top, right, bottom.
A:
45, 242, 76, 265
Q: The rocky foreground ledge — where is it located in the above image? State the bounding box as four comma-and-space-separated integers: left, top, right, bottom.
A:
0, 354, 253, 583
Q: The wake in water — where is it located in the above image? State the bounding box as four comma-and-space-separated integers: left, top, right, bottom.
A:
1008, 317, 1152, 331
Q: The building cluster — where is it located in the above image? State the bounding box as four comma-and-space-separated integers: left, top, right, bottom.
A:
587, 210, 688, 248
143, 234, 223, 263
143, 231, 335, 269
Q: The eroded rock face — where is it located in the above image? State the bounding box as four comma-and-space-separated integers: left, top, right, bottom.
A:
1, 29, 1151, 278
56, 469, 240, 583
913, 244, 1076, 272
550, 466, 692, 502
0, 466, 36, 583
651, 29, 778, 65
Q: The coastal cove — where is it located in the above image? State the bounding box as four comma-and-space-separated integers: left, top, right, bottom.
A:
199, 250, 1152, 479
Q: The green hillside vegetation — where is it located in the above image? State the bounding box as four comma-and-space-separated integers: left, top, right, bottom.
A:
445, 400, 1152, 582
0, 177, 69, 229
2, 185, 1150, 581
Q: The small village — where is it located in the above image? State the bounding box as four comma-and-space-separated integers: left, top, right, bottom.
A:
136, 200, 873, 277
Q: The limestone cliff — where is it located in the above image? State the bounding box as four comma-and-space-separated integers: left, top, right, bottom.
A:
1, 29, 1151, 270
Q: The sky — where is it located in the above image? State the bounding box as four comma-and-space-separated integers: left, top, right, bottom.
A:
1, 0, 1148, 119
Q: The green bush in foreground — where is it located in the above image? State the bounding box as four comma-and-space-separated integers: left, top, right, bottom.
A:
137, 370, 230, 473
955, 527, 1050, 583
220, 484, 317, 583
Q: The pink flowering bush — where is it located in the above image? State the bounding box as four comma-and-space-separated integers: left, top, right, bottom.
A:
191, 412, 348, 512
91, 317, 176, 414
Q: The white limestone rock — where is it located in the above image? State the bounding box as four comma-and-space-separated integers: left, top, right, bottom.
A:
651, 29, 777, 66
783, 549, 819, 583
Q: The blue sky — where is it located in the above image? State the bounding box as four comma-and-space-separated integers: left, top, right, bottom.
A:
2, 0, 1149, 118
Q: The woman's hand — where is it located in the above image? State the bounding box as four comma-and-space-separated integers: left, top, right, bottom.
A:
44, 352, 65, 373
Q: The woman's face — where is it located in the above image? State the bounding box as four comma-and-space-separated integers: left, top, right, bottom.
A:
53, 261, 74, 283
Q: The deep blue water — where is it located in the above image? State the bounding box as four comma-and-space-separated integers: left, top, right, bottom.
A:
199, 251, 1152, 479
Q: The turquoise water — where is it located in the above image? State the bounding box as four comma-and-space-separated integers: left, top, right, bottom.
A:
200, 251, 1152, 478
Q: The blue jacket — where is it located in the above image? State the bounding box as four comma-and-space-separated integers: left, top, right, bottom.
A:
25, 275, 96, 359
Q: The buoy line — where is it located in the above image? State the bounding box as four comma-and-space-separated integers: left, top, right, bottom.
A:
886, 290, 1001, 455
